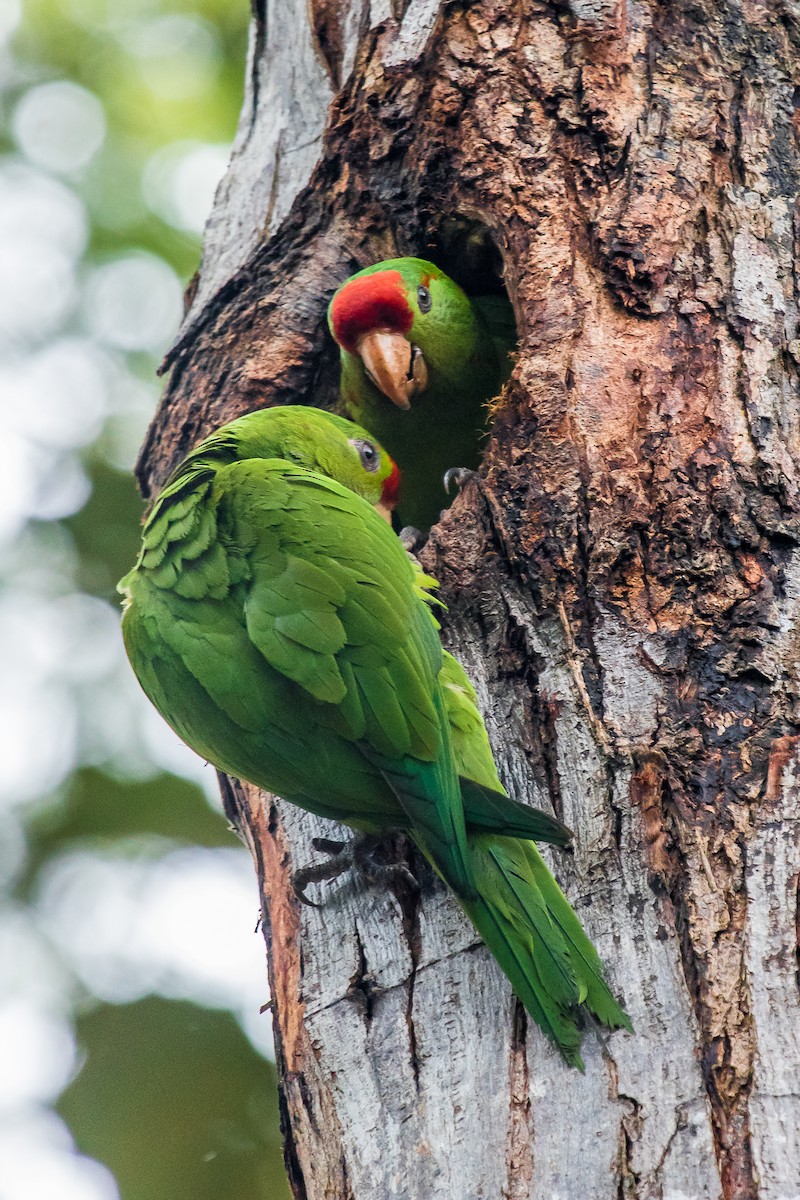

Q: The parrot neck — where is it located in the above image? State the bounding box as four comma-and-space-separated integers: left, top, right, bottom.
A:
336, 289, 515, 528
340, 342, 495, 530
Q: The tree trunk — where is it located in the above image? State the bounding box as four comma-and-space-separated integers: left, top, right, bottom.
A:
137, 2, 800, 1196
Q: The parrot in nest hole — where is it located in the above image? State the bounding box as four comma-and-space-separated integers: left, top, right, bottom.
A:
119, 405, 630, 1067
328, 258, 516, 531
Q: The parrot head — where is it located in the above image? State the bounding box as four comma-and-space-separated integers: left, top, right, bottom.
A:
187, 405, 401, 521
327, 258, 479, 411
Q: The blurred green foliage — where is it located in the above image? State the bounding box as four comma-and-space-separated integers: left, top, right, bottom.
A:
3, 1, 293, 1197
11, 0, 248, 275
59, 998, 285, 1200
67, 459, 145, 598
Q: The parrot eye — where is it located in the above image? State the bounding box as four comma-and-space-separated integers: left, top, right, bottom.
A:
349, 438, 380, 473
417, 285, 432, 313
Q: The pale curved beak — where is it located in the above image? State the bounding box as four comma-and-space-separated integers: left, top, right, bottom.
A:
357, 329, 428, 410
375, 501, 394, 524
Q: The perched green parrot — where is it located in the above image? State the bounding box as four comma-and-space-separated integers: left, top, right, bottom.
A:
119, 405, 630, 1067
328, 258, 516, 530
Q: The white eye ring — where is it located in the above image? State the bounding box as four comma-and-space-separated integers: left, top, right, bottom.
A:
349, 438, 380, 472
417, 285, 432, 313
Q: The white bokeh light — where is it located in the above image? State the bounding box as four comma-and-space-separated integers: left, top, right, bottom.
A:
0, 588, 131, 807
0, 240, 78, 347
0, 0, 21, 45
0, 1002, 77, 1111
0, 431, 43, 544
0, 1111, 119, 1200
143, 140, 229, 233
0, 676, 78, 807
5, 339, 109, 451
0, 164, 87, 348
36, 847, 273, 1056
43, 594, 121, 685
0, 908, 75, 1014
12, 82, 106, 175
0, 164, 88, 261
85, 253, 183, 352
29, 450, 92, 524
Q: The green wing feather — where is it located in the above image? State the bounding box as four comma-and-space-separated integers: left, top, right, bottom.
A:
123, 456, 473, 893
465, 837, 586, 1068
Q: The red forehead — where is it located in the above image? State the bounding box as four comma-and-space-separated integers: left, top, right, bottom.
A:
331, 270, 413, 352
381, 459, 402, 510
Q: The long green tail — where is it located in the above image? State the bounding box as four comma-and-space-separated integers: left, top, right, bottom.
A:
457, 835, 632, 1069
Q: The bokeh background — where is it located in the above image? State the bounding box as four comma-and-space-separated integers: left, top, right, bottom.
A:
1, 1, 291, 1196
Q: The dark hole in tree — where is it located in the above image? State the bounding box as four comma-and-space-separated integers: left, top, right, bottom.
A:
423, 213, 510, 300
417, 213, 518, 527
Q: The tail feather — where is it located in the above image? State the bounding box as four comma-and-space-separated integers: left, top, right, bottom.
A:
461, 836, 586, 1067
459, 777, 572, 846
526, 847, 633, 1033
453, 835, 630, 1067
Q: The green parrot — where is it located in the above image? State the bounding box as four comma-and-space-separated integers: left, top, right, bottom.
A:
119, 405, 630, 1067
328, 258, 516, 530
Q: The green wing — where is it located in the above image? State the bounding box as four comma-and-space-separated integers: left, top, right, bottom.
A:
438, 650, 570, 844
123, 458, 474, 894
226, 461, 474, 894
439, 650, 502, 790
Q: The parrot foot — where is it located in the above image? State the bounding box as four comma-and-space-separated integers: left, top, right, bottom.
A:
398, 525, 424, 553
291, 833, 420, 906
443, 467, 478, 495
352, 833, 421, 895
291, 838, 353, 906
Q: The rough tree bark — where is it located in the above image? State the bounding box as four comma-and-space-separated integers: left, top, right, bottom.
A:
137, 2, 800, 1197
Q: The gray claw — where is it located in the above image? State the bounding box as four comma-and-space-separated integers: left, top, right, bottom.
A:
399, 525, 424, 552
443, 467, 477, 495
291, 839, 355, 906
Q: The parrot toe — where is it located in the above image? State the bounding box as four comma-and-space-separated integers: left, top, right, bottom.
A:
353, 832, 420, 893
443, 467, 478, 495
290, 837, 356, 905
398, 525, 424, 553
291, 832, 420, 905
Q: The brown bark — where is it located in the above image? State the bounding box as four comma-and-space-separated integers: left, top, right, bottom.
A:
138, 2, 800, 1196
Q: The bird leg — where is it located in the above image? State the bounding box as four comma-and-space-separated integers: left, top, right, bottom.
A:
291, 832, 419, 906
353, 833, 420, 894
